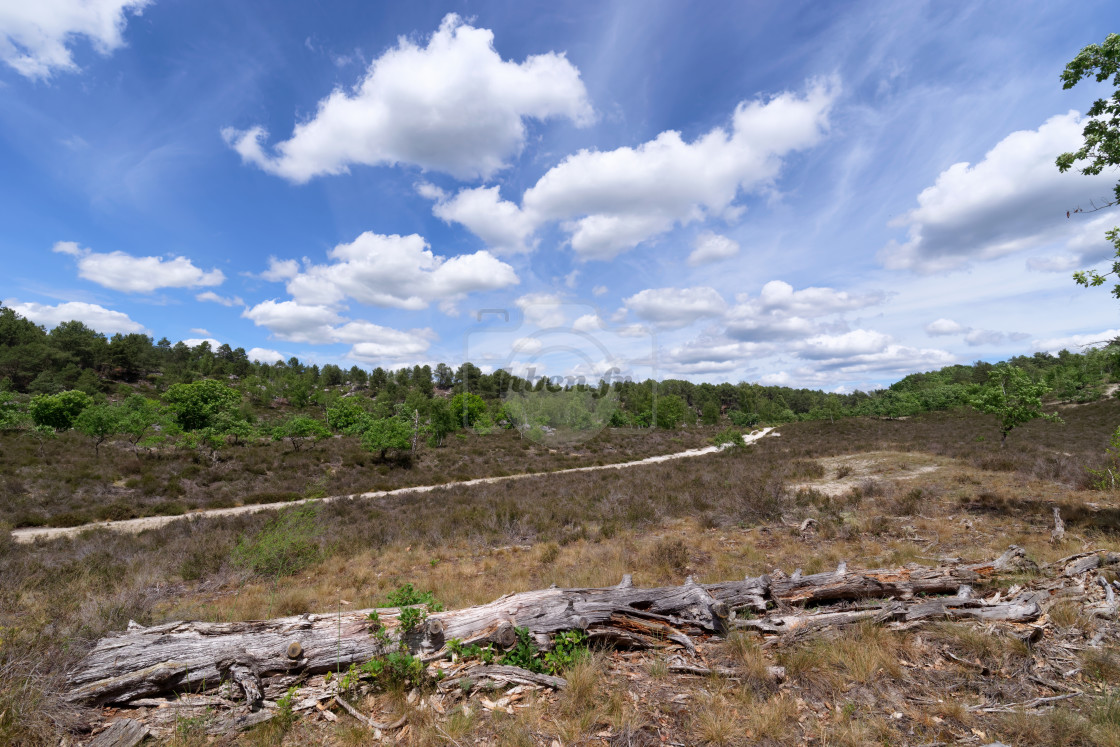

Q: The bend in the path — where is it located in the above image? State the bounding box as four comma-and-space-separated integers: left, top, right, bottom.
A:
11, 428, 777, 544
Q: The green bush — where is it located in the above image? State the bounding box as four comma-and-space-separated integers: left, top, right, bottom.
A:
231, 503, 322, 578
28, 389, 92, 430
326, 398, 372, 435
164, 379, 241, 431
386, 583, 444, 611
497, 626, 589, 674
727, 410, 759, 427
712, 427, 744, 447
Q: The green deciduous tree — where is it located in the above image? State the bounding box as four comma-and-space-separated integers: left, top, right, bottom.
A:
326, 397, 372, 435
449, 392, 486, 428
164, 379, 241, 431
29, 389, 93, 430
1057, 33, 1120, 297
654, 393, 688, 429
0, 390, 25, 431
73, 403, 122, 455
426, 398, 458, 447
970, 363, 1062, 446
361, 416, 413, 461
272, 415, 331, 452
117, 394, 171, 447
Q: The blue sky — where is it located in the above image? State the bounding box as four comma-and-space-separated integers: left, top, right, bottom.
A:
2, 1, 1119, 391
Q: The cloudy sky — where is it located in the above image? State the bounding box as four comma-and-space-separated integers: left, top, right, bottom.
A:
2, 1, 1119, 391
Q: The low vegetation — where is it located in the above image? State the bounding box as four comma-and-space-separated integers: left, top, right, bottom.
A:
2, 304, 1120, 744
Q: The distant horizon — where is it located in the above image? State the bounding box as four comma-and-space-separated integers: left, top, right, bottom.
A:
4, 301, 1112, 397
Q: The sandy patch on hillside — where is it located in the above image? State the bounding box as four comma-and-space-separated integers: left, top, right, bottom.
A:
792, 451, 948, 497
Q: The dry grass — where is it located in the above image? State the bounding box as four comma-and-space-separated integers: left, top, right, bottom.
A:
2, 402, 1120, 744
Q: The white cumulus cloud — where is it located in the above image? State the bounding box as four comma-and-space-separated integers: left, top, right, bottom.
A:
241, 300, 342, 344
196, 291, 244, 307
925, 318, 966, 336
438, 79, 838, 259
181, 337, 220, 349
624, 287, 728, 329
4, 298, 146, 334
224, 14, 592, 182
271, 232, 518, 311
431, 186, 537, 255
0, 0, 149, 79
247, 347, 284, 364
688, 232, 740, 266
1031, 328, 1120, 354
53, 241, 225, 293
791, 329, 955, 375
880, 112, 1117, 273
725, 280, 883, 341
242, 300, 436, 361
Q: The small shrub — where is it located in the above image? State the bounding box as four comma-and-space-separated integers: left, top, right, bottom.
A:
398, 606, 427, 634
231, 503, 322, 578
242, 491, 302, 505
275, 686, 298, 729
711, 427, 744, 447
891, 487, 924, 516
386, 583, 444, 612
95, 501, 140, 521
499, 626, 543, 672
543, 630, 589, 674
538, 542, 560, 564
1088, 426, 1120, 491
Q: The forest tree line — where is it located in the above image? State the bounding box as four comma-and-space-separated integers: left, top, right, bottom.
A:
1, 305, 1117, 460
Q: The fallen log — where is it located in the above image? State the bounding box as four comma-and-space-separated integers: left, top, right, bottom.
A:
736, 592, 1043, 635
88, 719, 148, 747
64, 548, 1040, 708
769, 546, 1033, 604
66, 575, 759, 706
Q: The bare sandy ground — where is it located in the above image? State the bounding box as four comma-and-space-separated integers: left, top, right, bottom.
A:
11, 428, 777, 544
791, 450, 946, 497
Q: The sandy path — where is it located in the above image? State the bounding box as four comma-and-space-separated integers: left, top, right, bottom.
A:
11, 428, 777, 544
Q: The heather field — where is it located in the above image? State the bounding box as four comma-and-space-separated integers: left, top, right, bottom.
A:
0, 425, 717, 529
3, 401, 1119, 745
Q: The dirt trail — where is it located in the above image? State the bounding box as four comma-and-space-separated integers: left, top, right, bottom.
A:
11, 428, 777, 544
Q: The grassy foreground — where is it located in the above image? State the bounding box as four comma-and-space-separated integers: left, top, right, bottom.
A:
1, 401, 1119, 745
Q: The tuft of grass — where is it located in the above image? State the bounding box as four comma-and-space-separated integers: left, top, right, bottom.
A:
691, 691, 739, 746
780, 623, 903, 687
725, 632, 774, 690
557, 652, 602, 716
646, 536, 689, 577
1081, 647, 1120, 683
741, 691, 798, 743
994, 707, 1114, 747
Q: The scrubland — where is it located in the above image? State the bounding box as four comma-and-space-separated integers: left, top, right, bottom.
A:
0, 425, 715, 529
2, 400, 1119, 745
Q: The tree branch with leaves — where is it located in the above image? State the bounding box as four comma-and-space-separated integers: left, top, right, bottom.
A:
1057, 33, 1120, 297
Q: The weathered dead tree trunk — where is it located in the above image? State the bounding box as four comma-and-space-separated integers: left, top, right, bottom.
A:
737, 591, 1043, 635
768, 546, 1032, 604
67, 575, 762, 706
65, 548, 1038, 708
